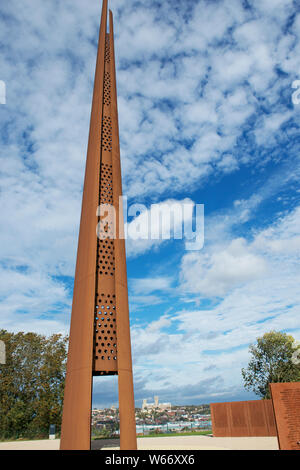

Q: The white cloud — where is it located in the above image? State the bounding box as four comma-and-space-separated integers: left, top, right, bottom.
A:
180, 237, 268, 297
131, 276, 173, 295
128, 200, 300, 396
130, 295, 162, 307
254, 111, 293, 145
0, 265, 70, 335
125, 198, 196, 256
253, 205, 300, 257
1, 0, 300, 403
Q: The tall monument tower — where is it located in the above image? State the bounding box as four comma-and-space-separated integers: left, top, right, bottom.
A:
60, 0, 137, 450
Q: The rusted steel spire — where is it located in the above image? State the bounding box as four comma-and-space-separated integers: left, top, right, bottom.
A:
60, 0, 137, 450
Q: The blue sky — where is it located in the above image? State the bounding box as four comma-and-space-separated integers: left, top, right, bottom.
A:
0, 0, 300, 408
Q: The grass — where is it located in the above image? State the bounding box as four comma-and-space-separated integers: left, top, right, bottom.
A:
1, 430, 213, 442
92, 429, 212, 440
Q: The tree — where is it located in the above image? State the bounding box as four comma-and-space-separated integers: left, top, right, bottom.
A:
242, 330, 300, 399
0, 330, 68, 440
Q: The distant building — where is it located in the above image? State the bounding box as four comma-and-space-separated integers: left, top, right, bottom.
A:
142, 396, 171, 411
142, 399, 147, 409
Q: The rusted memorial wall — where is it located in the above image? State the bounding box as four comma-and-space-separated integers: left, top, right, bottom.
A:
269, 382, 300, 450
210, 399, 277, 437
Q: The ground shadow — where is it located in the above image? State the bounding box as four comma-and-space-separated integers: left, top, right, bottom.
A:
91, 438, 120, 450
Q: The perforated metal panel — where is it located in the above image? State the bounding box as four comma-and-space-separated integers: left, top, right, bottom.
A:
105, 34, 110, 64
103, 72, 111, 106
100, 163, 113, 204
102, 117, 112, 152
93, 33, 117, 375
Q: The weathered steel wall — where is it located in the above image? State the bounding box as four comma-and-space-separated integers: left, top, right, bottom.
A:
269, 382, 300, 450
210, 399, 277, 437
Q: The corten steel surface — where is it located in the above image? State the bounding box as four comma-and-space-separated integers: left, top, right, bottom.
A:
269, 382, 300, 450
60, 0, 137, 450
210, 400, 276, 437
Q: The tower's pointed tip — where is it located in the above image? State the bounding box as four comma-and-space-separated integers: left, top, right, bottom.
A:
102, 0, 108, 14
101, 0, 108, 15
109, 9, 114, 30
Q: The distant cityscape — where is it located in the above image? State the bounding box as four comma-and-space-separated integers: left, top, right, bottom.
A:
92, 397, 211, 436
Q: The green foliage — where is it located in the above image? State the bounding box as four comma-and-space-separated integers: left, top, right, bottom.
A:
0, 329, 68, 440
91, 422, 119, 439
242, 330, 300, 399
